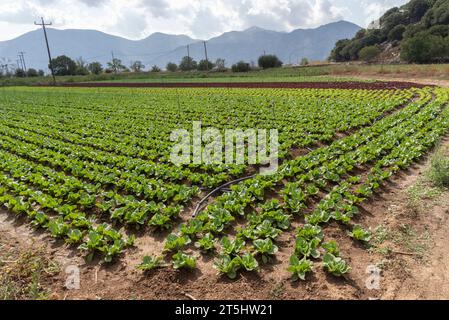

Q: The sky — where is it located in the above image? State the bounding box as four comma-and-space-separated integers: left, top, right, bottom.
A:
0, 0, 410, 41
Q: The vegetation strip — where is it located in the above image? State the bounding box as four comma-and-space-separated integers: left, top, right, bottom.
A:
57, 81, 428, 90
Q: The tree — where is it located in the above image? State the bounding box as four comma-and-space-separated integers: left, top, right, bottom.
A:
258, 55, 283, 69
423, 0, 449, 26
329, 39, 351, 62
408, 0, 431, 23
426, 35, 449, 62
179, 56, 197, 71
388, 24, 406, 41
197, 59, 214, 71
166, 62, 178, 72
359, 45, 381, 62
49, 55, 77, 76
74, 57, 89, 75
88, 62, 103, 75
401, 36, 433, 63
360, 32, 384, 47
403, 23, 427, 38
401, 34, 449, 63
342, 40, 364, 60
300, 58, 309, 66
15, 68, 26, 77
215, 58, 226, 71
426, 24, 449, 37
151, 65, 161, 72
107, 58, 126, 74
130, 61, 145, 72
381, 8, 407, 31
231, 61, 251, 72
354, 29, 367, 39
38, 69, 45, 76
26, 68, 38, 77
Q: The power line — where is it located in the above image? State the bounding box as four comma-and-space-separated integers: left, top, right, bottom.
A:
111, 51, 117, 74
16, 56, 23, 70
18, 51, 27, 73
187, 44, 191, 70
34, 17, 56, 84
203, 41, 209, 71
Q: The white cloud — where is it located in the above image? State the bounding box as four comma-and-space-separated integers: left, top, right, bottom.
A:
360, 0, 408, 25
0, 0, 409, 41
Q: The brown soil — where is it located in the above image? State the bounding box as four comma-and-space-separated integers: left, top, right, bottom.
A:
340, 75, 449, 89
1, 138, 448, 300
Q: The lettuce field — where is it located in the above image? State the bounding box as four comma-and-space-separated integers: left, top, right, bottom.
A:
0, 84, 448, 282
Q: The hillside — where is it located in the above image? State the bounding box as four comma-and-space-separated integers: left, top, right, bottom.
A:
330, 0, 449, 63
149, 21, 361, 68
0, 21, 361, 72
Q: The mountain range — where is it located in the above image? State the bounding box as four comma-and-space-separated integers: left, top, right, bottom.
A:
0, 20, 361, 72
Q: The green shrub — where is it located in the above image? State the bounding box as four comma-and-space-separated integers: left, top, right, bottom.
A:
388, 24, 406, 41
359, 45, 381, 62
231, 61, 250, 72
258, 55, 282, 69
401, 34, 449, 63
300, 58, 309, 66
166, 62, 177, 72
197, 60, 214, 71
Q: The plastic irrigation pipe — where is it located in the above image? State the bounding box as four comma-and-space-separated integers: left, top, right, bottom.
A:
191, 174, 257, 217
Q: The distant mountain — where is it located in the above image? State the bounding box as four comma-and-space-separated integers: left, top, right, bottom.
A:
0, 21, 361, 72
0, 29, 197, 72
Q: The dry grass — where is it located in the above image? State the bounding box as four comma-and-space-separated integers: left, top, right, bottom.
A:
0, 244, 59, 300
329, 64, 449, 79
428, 146, 449, 188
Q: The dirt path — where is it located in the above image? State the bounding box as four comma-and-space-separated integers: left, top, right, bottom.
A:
342, 75, 449, 89
1, 140, 448, 300
356, 138, 449, 299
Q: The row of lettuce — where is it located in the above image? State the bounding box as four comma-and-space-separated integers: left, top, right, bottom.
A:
0, 87, 447, 280
142, 87, 449, 280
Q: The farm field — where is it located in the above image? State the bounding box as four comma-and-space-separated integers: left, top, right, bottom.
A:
2, 67, 353, 87
2, 64, 449, 88
0, 83, 449, 299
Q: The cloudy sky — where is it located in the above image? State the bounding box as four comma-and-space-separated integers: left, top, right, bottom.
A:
0, 0, 409, 41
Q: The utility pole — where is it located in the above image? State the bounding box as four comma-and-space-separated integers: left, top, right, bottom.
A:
19, 52, 27, 73
34, 17, 56, 84
203, 41, 209, 71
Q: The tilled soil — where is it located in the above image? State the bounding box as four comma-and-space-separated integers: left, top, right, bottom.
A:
0, 82, 447, 300
0, 139, 448, 300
